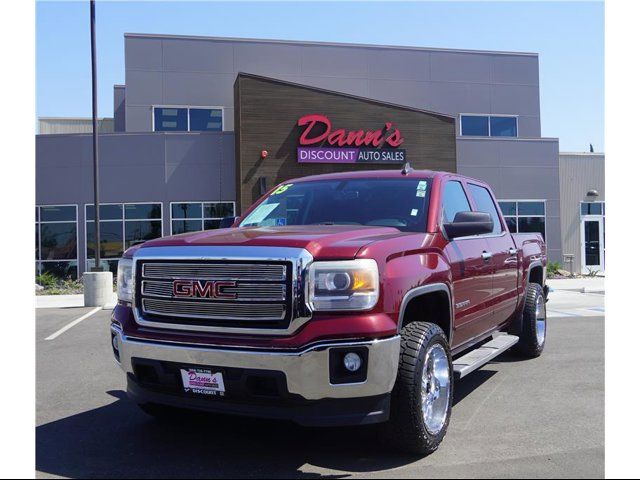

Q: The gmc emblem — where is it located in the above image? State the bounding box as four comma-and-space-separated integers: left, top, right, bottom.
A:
172, 280, 237, 300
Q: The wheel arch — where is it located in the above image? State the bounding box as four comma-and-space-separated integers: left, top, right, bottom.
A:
527, 261, 544, 288
397, 283, 453, 343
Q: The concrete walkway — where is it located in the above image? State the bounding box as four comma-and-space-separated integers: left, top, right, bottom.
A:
547, 277, 605, 294
35, 293, 117, 309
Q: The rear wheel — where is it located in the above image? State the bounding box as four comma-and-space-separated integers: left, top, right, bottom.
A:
514, 283, 547, 358
387, 322, 453, 455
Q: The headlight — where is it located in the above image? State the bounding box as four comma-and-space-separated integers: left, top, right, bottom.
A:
307, 259, 379, 311
116, 258, 134, 303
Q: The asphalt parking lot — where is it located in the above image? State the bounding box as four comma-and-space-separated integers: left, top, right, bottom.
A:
36, 291, 604, 479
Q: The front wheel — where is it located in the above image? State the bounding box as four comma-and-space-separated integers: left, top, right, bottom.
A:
386, 322, 453, 455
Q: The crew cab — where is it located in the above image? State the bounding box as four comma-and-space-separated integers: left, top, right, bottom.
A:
111, 166, 547, 454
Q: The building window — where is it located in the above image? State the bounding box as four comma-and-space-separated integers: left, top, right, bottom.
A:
498, 200, 546, 239
153, 106, 223, 132
581, 201, 604, 216
171, 202, 235, 235
189, 108, 223, 132
85, 203, 163, 274
461, 115, 518, 137
36, 205, 78, 279
153, 107, 188, 131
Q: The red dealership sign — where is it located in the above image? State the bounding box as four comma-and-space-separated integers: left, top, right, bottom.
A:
297, 114, 404, 148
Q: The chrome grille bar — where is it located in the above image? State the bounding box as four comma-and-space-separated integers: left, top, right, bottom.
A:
142, 262, 286, 281
141, 280, 286, 301
142, 298, 286, 321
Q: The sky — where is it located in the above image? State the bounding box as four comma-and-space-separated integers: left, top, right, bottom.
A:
36, 0, 604, 152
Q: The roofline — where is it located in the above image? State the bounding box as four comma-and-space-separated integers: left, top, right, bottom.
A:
124, 32, 539, 57
284, 169, 440, 184
36, 131, 234, 139
560, 151, 605, 155
38, 117, 114, 121
236, 72, 455, 121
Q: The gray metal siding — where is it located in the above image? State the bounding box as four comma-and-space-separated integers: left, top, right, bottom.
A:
559, 153, 605, 273
457, 137, 562, 262
123, 35, 540, 137
36, 132, 235, 274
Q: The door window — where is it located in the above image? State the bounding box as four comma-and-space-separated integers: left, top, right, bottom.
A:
442, 181, 471, 223
468, 184, 503, 235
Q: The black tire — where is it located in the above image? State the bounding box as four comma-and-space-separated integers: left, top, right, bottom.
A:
386, 322, 453, 455
514, 283, 547, 358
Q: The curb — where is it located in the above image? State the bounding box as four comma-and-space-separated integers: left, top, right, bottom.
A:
35, 293, 117, 309
551, 287, 605, 294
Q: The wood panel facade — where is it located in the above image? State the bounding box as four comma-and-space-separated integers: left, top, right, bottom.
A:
234, 73, 457, 211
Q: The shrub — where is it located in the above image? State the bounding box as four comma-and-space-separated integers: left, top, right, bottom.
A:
36, 272, 57, 288
547, 261, 562, 276
586, 268, 601, 277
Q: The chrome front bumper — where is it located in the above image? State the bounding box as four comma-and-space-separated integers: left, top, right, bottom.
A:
111, 326, 400, 401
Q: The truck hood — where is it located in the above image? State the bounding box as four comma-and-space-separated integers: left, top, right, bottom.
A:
136, 225, 414, 259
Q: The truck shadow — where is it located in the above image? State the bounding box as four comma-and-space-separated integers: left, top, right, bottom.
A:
37, 372, 496, 479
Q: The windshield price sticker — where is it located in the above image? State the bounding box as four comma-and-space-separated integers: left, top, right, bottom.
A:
272, 183, 293, 195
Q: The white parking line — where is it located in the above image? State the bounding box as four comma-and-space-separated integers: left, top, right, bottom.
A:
44, 307, 102, 341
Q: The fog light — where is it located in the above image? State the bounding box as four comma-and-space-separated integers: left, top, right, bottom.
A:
112, 333, 119, 351
343, 352, 362, 372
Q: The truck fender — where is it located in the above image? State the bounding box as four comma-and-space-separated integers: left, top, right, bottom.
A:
397, 283, 453, 342
526, 260, 545, 288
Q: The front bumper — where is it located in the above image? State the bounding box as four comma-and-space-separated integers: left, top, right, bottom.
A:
111, 325, 400, 403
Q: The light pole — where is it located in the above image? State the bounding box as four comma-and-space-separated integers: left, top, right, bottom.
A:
84, 0, 113, 307
90, 0, 102, 272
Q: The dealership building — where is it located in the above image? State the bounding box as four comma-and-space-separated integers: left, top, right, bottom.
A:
36, 33, 604, 278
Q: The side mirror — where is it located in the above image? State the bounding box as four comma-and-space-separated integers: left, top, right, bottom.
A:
443, 211, 493, 239
219, 216, 239, 229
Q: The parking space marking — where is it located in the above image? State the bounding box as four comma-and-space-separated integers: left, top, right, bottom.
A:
44, 307, 102, 341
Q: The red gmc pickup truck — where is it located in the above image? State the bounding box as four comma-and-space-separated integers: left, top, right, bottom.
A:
111, 166, 547, 454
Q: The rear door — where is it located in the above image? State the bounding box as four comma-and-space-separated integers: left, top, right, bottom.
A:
467, 182, 519, 327
439, 179, 494, 347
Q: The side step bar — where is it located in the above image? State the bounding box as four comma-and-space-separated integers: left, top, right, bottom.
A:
453, 334, 519, 379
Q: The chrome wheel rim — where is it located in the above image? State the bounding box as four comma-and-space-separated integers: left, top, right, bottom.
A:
535, 294, 547, 346
421, 344, 451, 435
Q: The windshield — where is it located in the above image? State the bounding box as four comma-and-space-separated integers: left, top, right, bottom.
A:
239, 178, 431, 232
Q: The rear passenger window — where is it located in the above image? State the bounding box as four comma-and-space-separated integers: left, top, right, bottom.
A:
442, 181, 471, 223
468, 184, 503, 234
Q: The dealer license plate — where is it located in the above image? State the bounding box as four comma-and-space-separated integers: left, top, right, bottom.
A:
180, 368, 226, 397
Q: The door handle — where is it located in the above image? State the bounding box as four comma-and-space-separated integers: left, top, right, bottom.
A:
508, 248, 517, 256
482, 251, 493, 262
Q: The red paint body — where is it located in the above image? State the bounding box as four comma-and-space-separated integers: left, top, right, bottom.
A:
117, 170, 546, 354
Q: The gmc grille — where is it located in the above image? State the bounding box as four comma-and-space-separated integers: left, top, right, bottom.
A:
135, 260, 292, 329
